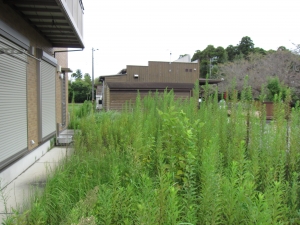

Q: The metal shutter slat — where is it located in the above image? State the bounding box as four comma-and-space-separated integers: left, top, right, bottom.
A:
41, 60, 56, 139
0, 36, 27, 168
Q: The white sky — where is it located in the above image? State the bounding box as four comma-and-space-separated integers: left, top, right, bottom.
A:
68, 0, 299, 78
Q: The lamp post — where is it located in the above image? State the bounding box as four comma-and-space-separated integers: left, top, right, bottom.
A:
92, 47, 98, 102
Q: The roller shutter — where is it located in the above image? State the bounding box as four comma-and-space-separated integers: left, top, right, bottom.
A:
0, 36, 27, 169
41, 60, 56, 140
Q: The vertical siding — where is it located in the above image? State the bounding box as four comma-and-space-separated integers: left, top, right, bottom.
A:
126, 66, 149, 82
148, 61, 199, 83
53, 48, 68, 131
103, 60, 199, 111
105, 61, 199, 84
109, 90, 191, 111
105, 75, 127, 83
110, 91, 152, 111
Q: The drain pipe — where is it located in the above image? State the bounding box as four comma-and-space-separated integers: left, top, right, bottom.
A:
37, 53, 42, 143
53, 48, 84, 58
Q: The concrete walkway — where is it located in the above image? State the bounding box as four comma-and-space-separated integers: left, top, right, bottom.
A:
0, 147, 73, 224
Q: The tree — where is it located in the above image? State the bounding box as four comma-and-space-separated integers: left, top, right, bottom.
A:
225, 45, 238, 61
215, 46, 227, 63
253, 47, 266, 55
292, 43, 300, 55
218, 50, 300, 99
68, 70, 93, 103
191, 50, 201, 61
225, 37, 265, 62
266, 77, 288, 101
277, 46, 287, 51
192, 45, 227, 78
84, 73, 91, 85
71, 69, 83, 80
179, 54, 188, 58
69, 79, 91, 103
237, 36, 254, 58
94, 77, 102, 86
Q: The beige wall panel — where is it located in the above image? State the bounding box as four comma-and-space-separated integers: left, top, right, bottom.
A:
54, 48, 68, 68
54, 50, 68, 132
27, 58, 38, 150
104, 84, 110, 110
55, 69, 62, 131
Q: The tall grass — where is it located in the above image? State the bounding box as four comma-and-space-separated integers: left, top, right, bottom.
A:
5, 86, 300, 224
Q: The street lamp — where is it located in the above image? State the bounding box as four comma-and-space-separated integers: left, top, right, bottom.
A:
92, 47, 98, 102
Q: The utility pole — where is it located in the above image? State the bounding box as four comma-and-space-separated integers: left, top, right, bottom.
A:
209, 57, 217, 78
92, 48, 98, 102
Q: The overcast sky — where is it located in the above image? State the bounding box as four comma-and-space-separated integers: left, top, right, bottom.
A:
68, 0, 299, 78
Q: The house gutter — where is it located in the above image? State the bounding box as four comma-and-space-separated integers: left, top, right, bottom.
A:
53, 49, 84, 58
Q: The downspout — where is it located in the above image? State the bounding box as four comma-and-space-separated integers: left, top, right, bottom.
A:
53, 49, 84, 58
36, 55, 42, 143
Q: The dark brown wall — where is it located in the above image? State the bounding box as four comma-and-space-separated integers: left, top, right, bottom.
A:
147, 61, 199, 83
105, 74, 127, 82
105, 61, 199, 84
126, 66, 149, 82
109, 90, 191, 111
104, 60, 199, 110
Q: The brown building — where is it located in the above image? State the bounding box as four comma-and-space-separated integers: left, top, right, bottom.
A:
100, 56, 222, 111
0, 0, 84, 187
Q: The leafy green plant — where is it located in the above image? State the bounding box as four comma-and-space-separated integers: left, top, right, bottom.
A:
266, 77, 287, 101
5, 82, 300, 224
